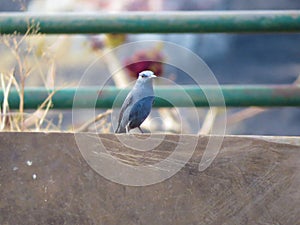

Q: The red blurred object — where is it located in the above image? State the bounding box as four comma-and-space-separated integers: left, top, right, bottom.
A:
124, 48, 164, 78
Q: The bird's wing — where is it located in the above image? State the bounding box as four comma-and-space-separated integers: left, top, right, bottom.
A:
152, 97, 155, 106
128, 96, 154, 129
115, 92, 133, 132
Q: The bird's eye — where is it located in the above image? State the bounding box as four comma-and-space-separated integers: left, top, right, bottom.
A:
141, 74, 147, 78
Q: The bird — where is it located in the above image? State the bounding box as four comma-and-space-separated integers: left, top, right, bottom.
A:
115, 70, 157, 133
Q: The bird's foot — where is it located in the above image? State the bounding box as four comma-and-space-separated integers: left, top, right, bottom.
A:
138, 127, 144, 134
125, 124, 132, 135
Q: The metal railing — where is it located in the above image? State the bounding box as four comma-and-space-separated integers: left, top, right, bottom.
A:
0, 11, 300, 109
0, 85, 299, 109
0, 11, 300, 34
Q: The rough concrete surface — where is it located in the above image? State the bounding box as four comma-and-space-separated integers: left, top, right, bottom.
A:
0, 132, 299, 225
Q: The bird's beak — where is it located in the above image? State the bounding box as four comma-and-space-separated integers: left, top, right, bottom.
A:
151, 74, 157, 78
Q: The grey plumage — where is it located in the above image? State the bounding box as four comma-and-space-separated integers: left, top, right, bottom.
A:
115, 70, 156, 133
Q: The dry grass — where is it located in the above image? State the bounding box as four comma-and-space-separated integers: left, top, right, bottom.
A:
0, 22, 113, 132
0, 21, 63, 131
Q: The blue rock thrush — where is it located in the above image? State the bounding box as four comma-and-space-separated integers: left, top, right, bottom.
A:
115, 70, 157, 133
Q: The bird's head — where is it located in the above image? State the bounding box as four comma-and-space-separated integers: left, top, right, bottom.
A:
133, 70, 156, 95
137, 70, 157, 83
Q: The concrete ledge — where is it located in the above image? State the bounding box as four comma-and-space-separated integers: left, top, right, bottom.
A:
0, 132, 299, 224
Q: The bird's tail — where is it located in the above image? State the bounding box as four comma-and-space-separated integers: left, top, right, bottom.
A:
115, 125, 126, 133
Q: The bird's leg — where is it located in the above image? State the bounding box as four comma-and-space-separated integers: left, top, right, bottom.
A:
138, 127, 144, 133
125, 124, 130, 134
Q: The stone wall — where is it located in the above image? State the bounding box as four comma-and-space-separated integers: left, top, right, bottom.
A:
0, 133, 299, 224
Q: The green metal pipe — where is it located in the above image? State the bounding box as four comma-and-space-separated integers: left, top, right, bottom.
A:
1, 11, 300, 34
0, 85, 300, 109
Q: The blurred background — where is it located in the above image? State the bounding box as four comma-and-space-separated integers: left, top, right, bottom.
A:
0, 0, 300, 135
